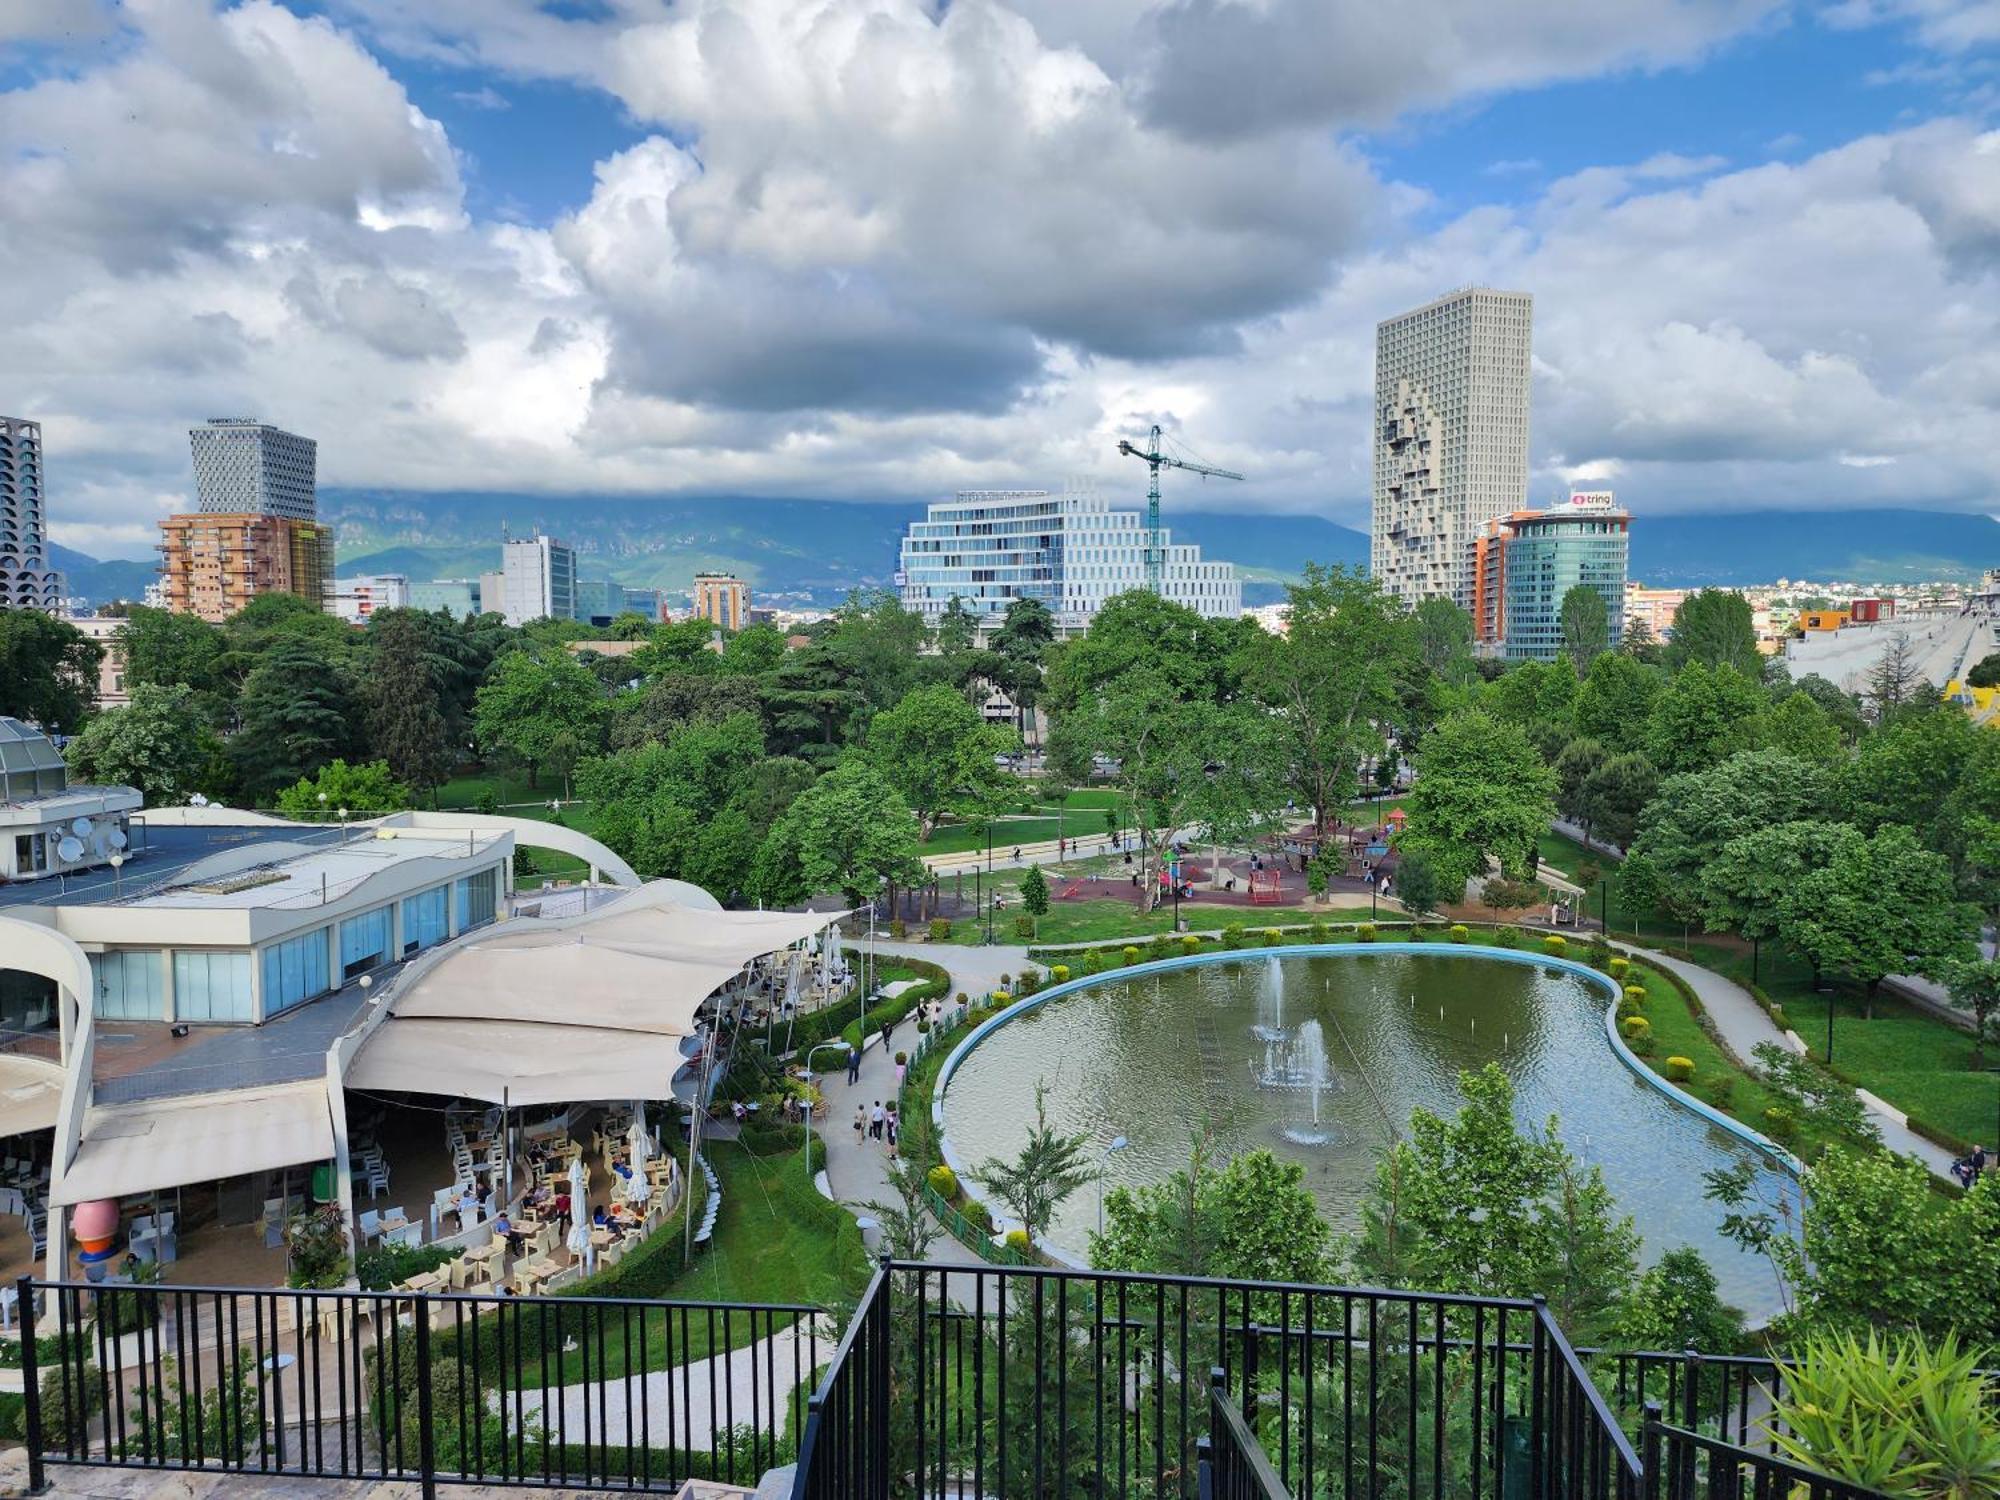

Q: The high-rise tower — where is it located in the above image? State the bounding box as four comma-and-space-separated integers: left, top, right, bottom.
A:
0, 417, 63, 611
190, 418, 318, 521
1371, 289, 1532, 610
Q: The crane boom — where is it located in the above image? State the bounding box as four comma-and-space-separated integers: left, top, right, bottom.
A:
1116, 424, 1244, 593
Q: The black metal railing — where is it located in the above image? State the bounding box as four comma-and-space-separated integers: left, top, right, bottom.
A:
1643, 1407, 1884, 1500
794, 1261, 1643, 1500
20, 1276, 820, 1498
1199, 1367, 1291, 1500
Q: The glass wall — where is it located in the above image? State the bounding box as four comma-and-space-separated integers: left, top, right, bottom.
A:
260, 928, 331, 1018
400, 886, 448, 956
339, 905, 393, 980
173, 951, 253, 1023
454, 867, 498, 932
91, 950, 165, 1021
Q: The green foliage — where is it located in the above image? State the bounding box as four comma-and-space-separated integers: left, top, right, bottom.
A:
1644, 661, 1768, 776
1357, 922, 1377, 942
580, 714, 772, 893
0, 610, 102, 734
63, 682, 222, 802
1632, 749, 1835, 925
751, 757, 921, 908
1665, 589, 1761, 678
1448, 924, 1469, 943
282, 1203, 350, 1289
928, 917, 951, 941
1019, 863, 1050, 920
867, 682, 1016, 836
1180, 935, 1201, 955
361, 610, 456, 792
971, 1083, 1093, 1241
1663, 1055, 1695, 1082
1766, 1329, 2000, 1499
1122, 944, 1141, 965
927, 1164, 959, 1200
233, 632, 362, 799
1558, 584, 1611, 672
354, 1241, 461, 1292
1401, 708, 1556, 899
1393, 851, 1441, 917
472, 646, 607, 788
1571, 652, 1661, 755
1091, 1139, 1335, 1284
1780, 824, 1978, 1009
1611, 1246, 1745, 1355
1222, 921, 1247, 950
276, 758, 412, 817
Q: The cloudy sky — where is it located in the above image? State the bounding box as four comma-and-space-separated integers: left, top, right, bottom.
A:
3, 0, 1997, 557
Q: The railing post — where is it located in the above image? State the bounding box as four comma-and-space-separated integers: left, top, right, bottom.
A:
18, 1276, 45, 1495
1640, 1404, 1662, 1500
1679, 1349, 1702, 1434
1529, 1296, 1548, 1500
870, 1261, 892, 1500
414, 1298, 438, 1500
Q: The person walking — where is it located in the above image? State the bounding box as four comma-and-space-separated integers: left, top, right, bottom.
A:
846, 1044, 862, 1085
870, 1100, 886, 1140
852, 1104, 866, 1141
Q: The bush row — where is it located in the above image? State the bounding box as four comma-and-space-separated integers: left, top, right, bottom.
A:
1031, 919, 1610, 971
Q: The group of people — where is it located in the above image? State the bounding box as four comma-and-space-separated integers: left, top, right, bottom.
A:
854, 1099, 900, 1156
1953, 1143, 1988, 1188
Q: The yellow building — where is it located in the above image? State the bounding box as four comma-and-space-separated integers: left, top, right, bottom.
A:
157, 512, 334, 622
692, 573, 749, 632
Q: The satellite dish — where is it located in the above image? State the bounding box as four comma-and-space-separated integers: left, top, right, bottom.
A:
56, 837, 84, 863
108, 829, 127, 850
70, 817, 93, 838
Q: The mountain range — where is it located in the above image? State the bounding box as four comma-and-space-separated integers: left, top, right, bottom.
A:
51, 495, 2000, 608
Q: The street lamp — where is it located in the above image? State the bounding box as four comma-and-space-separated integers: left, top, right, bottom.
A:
1096, 1135, 1130, 1239
803, 1040, 853, 1179
337, 807, 350, 844
107, 851, 125, 899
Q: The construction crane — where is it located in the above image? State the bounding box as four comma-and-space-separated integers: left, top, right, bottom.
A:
1116, 424, 1244, 593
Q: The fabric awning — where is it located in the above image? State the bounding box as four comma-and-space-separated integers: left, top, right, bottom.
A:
574, 905, 841, 968
52, 1082, 335, 1207
346, 1019, 691, 1108
391, 942, 722, 1036
0, 1055, 63, 1140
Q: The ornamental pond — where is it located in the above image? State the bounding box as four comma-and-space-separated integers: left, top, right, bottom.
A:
937, 949, 1794, 1322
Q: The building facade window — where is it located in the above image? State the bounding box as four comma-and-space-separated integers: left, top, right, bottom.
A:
400, 886, 449, 956
339, 905, 393, 979
260, 928, 331, 1018
454, 868, 498, 932
173, 951, 254, 1023
92, 950, 166, 1021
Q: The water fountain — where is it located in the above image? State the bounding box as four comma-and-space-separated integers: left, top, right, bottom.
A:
1284, 1021, 1332, 1145
1251, 956, 1287, 1041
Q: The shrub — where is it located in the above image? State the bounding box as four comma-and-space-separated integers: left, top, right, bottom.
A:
1406, 924, 1428, 942
929, 918, 951, 941
1013, 915, 1035, 941
1049, 966, 1070, 983
927, 1164, 959, 1200
1663, 1055, 1696, 1082
1122, 945, 1141, 967
894, 1051, 908, 1066
961, 1199, 993, 1233
1703, 1074, 1736, 1109
1357, 923, 1377, 943
1608, 956, 1630, 979
1262, 928, 1283, 947
1181, 935, 1201, 955
1617, 994, 1644, 1022
1491, 925, 1521, 949
1004, 1228, 1032, 1253
1222, 922, 1248, 950
1542, 934, 1567, 956
1309, 919, 1330, 943
1587, 938, 1613, 970
956, 991, 970, 1006
1620, 1014, 1651, 1040
39, 1363, 98, 1447
915, 1017, 932, 1033
990, 992, 1011, 1007
1763, 1106, 1796, 1140
890, 918, 907, 940
1449, 924, 1469, 943
355, 1241, 461, 1292
1623, 984, 1648, 1007
1481, 877, 1542, 910
1015, 972, 1039, 998
1149, 934, 1174, 960
1082, 948, 1106, 975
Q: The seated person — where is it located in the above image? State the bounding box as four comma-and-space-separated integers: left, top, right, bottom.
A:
456, 1186, 481, 1230
1953, 1144, 1988, 1188
591, 1204, 609, 1229
492, 1212, 524, 1255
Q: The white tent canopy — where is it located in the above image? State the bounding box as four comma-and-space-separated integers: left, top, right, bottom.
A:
390, 942, 721, 1037
347, 1019, 693, 1108
574, 905, 842, 968
0, 1054, 64, 1140
53, 1082, 335, 1207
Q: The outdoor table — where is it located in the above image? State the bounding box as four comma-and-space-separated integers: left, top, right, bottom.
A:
464, 1239, 503, 1266
401, 1269, 444, 1295
589, 1228, 613, 1251
377, 1210, 410, 1237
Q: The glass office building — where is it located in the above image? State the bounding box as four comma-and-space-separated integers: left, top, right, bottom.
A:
1499, 493, 1630, 662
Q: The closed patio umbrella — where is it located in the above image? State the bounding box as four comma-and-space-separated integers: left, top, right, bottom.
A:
566, 1157, 591, 1268
626, 1104, 652, 1206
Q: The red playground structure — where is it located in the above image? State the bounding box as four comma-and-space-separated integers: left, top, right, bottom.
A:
1248, 869, 1285, 905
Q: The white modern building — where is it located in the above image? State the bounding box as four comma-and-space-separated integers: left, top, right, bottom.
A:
0, 718, 141, 883
498, 532, 578, 626
0, 416, 64, 612
1372, 288, 1533, 610
411, 578, 482, 617
331, 573, 411, 625
189, 418, 318, 521
899, 485, 1240, 634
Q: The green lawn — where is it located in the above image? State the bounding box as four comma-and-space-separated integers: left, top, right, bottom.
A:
437, 768, 602, 887
920, 792, 1133, 855
1534, 830, 1615, 887
934, 897, 1375, 947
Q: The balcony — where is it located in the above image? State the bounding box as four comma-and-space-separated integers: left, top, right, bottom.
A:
13, 1262, 1890, 1500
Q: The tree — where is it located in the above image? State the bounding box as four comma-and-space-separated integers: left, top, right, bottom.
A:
1570, 651, 1659, 755
1750, 1041, 1880, 1146
721, 621, 788, 675
276, 759, 413, 818
577, 714, 768, 886
1578, 752, 1658, 851
1780, 824, 1979, 1018
822, 589, 929, 715
1764, 689, 1843, 763
363, 612, 454, 796
865, 1162, 942, 1262
1644, 661, 1767, 776
1703, 820, 1856, 952
1488, 657, 1581, 751
1558, 585, 1611, 673
1842, 708, 1982, 856
115, 607, 227, 722
0, 611, 102, 734
1968, 653, 2000, 690
1620, 616, 1662, 665
1632, 750, 1834, 930
63, 683, 218, 803
1790, 673, 1868, 746
865, 683, 1016, 838
1666, 590, 1760, 678
1091, 1137, 1334, 1284
233, 633, 361, 801
1865, 631, 1929, 723
1352, 1064, 1640, 1341
751, 756, 921, 909
934, 595, 978, 661
472, 647, 607, 790
1553, 737, 1607, 835
972, 1084, 1093, 1243
1018, 865, 1050, 930
1237, 565, 1418, 831
990, 595, 1056, 739
610, 672, 764, 750
1411, 596, 1475, 684
1611, 1248, 1745, 1355
1942, 958, 2000, 1065
1393, 850, 1440, 917
1399, 709, 1556, 900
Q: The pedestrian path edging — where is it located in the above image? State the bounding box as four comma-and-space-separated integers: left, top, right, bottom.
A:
930, 942, 1804, 1253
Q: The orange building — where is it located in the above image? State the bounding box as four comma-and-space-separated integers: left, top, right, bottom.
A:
692, 573, 749, 632
157, 512, 334, 622
1470, 511, 1537, 647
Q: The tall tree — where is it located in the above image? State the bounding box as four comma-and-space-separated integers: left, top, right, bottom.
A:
472, 647, 607, 789
1632, 750, 1833, 923
63, 683, 219, 802
1942, 958, 2000, 1065
1411, 595, 1475, 684
0, 611, 101, 734
115, 607, 228, 722
1790, 673, 1868, 746
1644, 661, 1768, 776
990, 595, 1056, 740
233, 634, 361, 800
1553, 737, 1608, 837
1237, 564, 1417, 831
1558, 584, 1611, 673
1619, 616, 1662, 665
865, 682, 1016, 838
1400, 709, 1556, 900
1865, 630, 1929, 723
363, 612, 454, 797
1091, 1137, 1334, 1283
750, 756, 921, 909
1703, 819, 1856, 951
1666, 589, 1761, 677
1570, 650, 1659, 754
1578, 752, 1658, 850
933, 595, 978, 660
972, 1084, 1093, 1243
1764, 689, 1844, 764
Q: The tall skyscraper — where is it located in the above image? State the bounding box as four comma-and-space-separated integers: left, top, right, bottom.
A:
498, 532, 576, 626
0, 416, 63, 611
189, 418, 318, 520
1372, 288, 1533, 609
693, 574, 749, 632
898, 484, 1239, 634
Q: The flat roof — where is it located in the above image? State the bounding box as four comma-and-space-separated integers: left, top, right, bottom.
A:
122, 830, 503, 911
0, 823, 343, 911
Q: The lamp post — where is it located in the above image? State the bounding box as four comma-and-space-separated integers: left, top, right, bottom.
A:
1096, 1135, 1130, 1240
107, 851, 124, 899
1599, 878, 1608, 935
338, 807, 350, 845
803, 1040, 853, 1180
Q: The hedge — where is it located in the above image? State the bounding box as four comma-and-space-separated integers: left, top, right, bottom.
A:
780, 953, 952, 1056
